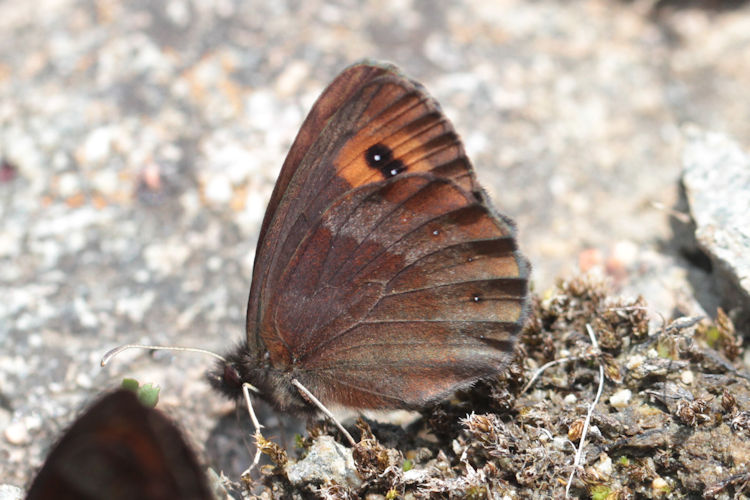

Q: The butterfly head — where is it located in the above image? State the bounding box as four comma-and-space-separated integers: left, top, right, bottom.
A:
207, 343, 328, 417
207, 347, 248, 400
206, 343, 281, 404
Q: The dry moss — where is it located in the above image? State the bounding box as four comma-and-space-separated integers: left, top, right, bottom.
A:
240, 275, 750, 499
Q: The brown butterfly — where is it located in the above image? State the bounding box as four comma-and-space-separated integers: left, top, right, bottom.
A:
208, 61, 530, 417
26, 390, 212, 500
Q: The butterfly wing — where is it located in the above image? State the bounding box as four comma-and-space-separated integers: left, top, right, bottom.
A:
26, 390, 212, 500
246, 63, 395, 355
247, 62, 529, 408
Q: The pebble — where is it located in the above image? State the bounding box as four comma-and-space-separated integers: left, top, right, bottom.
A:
74, 297, 98, 328
75, 372, 93, 389
91, 169, 119, 197
0, 484, 23, 500
246, 90, 278, 130
652, 477, 669, 491
4, 421, 30, 446
275, 60, 310, 97
551, 436, 570, 451
203, 173, 233, 205
165, 0, 190, 27
143, 240, 190, 274
115, 290, 156, 323
626, 354, 645, 370
80, 126, 114, 165
56, 172, 80, 197
595, 454, 613, 478
609, 389, 632, 408
285, 436, 361, 489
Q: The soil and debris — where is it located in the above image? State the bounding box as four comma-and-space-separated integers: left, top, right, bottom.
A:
229, 276, 750, 499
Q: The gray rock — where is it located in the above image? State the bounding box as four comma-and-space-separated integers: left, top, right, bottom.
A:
682, 129, 750, 321
285, 436, 362, 490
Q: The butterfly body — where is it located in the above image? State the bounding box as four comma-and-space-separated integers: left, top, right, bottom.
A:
210, 61, 529, 414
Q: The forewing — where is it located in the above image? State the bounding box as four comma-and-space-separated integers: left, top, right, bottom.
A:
248, 62, 488, 363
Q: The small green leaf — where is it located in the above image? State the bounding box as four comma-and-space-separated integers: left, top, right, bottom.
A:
590, 485, 611, 500
294, 434, 305, 448
136, 383, 160, 408
402, 459, 413, 472
704, 326, 721, 347
121, 378, 140, 392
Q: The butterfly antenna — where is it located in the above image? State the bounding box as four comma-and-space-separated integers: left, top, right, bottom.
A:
101, 344, 227, 367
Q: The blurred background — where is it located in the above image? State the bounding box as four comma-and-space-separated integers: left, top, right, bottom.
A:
1, 0, 749, 488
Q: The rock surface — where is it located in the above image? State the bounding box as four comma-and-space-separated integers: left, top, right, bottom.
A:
682, 129, 750, 322
285, 436, 362, 490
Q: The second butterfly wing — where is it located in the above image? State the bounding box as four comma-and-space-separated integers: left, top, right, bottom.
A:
26, 390, 212, 500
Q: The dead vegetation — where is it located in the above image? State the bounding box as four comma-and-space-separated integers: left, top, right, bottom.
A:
238, 275, 750, 499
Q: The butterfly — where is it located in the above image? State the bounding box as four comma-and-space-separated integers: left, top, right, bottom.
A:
208, 61, 530, 417
26, 390, 213, 500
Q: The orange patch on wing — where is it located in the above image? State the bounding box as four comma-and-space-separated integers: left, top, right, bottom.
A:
333, 81, 466, 189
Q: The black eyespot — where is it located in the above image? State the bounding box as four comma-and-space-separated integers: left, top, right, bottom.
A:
472, 294, 482, 303
365, 143, 406, 178
385, 160, 406, 177
366, 144, 392, 165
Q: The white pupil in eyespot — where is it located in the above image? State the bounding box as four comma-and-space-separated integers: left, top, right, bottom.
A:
373, 154, 382, 162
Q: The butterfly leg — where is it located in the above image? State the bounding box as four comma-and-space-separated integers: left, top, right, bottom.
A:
291, 378, 357, 446
240, 382, 265, 477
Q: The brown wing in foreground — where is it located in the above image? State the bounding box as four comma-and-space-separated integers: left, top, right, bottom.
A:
26, 390, 212, 500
